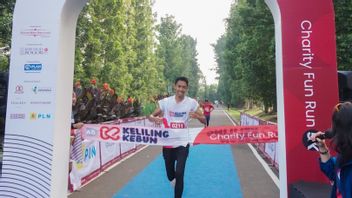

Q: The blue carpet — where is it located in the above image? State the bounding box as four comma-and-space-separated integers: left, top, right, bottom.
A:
113, 145, 243, 198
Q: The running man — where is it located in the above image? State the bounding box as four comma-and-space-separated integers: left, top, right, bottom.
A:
201, 99, 214, 127
148, 76, 205, 198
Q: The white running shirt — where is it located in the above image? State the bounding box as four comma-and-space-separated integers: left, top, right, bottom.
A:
159, 95, 199, 147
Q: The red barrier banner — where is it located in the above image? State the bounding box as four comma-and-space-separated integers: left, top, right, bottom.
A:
81, 124, 278, 146
192, 125, 277, 144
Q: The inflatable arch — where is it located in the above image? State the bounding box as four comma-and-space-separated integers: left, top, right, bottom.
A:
0, 0, 338, 197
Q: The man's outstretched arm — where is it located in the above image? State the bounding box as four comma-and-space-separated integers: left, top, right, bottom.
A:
147, 104, 163, 124
190, 107, 206, 125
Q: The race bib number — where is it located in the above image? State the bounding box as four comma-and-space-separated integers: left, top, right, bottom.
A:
170, 122, 186, 129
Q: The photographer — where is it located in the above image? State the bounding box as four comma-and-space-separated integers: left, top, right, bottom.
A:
310, 102, 352, 198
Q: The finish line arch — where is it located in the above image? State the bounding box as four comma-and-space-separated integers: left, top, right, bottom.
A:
0, 0, 338, 197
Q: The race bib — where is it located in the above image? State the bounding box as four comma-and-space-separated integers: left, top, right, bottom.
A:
170, 122, 186, 129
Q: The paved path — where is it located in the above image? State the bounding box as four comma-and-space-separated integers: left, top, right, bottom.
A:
69, 107, 279, 198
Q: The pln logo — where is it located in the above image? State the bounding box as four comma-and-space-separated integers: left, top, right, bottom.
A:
84, 145, 97, 161
30, 112, 52, 120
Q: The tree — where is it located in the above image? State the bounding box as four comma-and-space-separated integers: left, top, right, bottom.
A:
214, 0, 275, 111
74, 0, 162, 102
333, 0, 352, 70
156, 15, 183, 90
179, 35, 201, 97
128, 0, 164, 101
75, 0, 132, 96
0, 0, 15, 71
156, 15, 201, 97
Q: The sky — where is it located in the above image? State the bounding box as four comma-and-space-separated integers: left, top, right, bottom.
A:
152, 0, 234, 85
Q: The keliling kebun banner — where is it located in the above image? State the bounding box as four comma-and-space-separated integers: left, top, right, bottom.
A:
81, 124, 278, 146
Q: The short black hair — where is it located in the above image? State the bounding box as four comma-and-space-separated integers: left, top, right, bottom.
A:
174, 76, 189, 86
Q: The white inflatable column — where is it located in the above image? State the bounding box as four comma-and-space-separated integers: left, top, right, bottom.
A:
0, 0, 87, 197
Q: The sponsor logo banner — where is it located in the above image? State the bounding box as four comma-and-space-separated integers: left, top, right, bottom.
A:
30, 101, 51, 105
14, 85, 24, 94
10, 113, 25, 119
10, 100, 26, 105
20, 47, 48, 55
32, 85, 52, 94
81, 124, 278, 146
20, 26, 51, 38
29, 112, 52, 120
24, 63, 42, 73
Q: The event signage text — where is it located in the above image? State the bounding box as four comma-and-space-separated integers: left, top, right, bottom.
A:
82, 124, 278, 146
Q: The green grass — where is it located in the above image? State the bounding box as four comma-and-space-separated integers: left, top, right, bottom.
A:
227, 108, 241, 121
227, 107, 277, 123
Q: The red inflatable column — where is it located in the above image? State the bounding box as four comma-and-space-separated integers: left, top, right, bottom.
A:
265, 0, 338, 197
